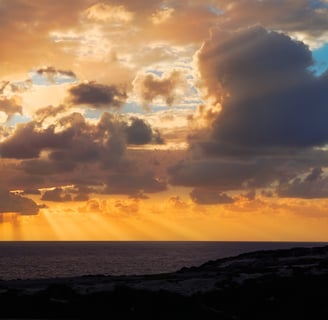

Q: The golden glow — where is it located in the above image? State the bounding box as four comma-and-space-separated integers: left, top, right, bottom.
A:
1, 196, 328, 241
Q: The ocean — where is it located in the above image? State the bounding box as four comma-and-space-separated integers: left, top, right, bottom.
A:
0, 241, 326, 280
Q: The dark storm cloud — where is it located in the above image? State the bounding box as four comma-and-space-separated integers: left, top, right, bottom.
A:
105, 172, 166, 195
36, 66, 76, 82
69, 82, 127, 108
41, 188, 72, 202
190, 188, 234, 205
167, 26, 328, 200
197, 26, 328, 151
0, 190, 39, 215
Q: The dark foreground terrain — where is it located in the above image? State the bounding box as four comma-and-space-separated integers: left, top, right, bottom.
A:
1, 245, 328, 319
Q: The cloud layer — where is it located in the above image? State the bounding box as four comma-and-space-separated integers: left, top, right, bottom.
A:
1, 0, 328, 222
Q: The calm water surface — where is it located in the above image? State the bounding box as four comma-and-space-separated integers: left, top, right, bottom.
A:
0, 241, 326, 280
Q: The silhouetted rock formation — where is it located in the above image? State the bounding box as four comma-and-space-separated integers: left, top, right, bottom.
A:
1, 245, 327, 319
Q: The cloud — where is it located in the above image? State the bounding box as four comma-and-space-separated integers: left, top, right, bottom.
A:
23, 188, 41, 195
10, 79, 33, 93
20, 159, 76, 175
0, 97, 22, 120
0, 81, 10, 94
36, 66, 76, 83
105, 171, 166, 195
168, 26, 328, 200
70, 185, 91, 201
197, 26, 328, 151
0, 121, 72, 159
73, 193, 90, 201
216, 0, 328, 48
133, 70, 188, 107
242, 189, 256, 201
277, 167, 328, 199
125, 117, 164, 145
68, 82, 127, 109
0, 112, 126, 163
0, 190, 39, 214
151, 7, 174, 25
84, 3, 134, 23
41, 188, 72, 202
169, 159, 264, 190
3, 0, 328, 209
34, 105, 68, 123
0, 0, 91, 77
190, 188, 234, 205
125, 117, 152, 144
0, 111, 167, 195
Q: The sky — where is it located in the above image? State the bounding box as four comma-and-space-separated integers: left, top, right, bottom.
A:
1, 0, 328, 241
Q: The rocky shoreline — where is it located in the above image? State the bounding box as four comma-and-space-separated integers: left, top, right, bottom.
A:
1, 245, 328, 319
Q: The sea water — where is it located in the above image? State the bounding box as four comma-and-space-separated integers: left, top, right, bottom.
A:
0, 241, 326, 280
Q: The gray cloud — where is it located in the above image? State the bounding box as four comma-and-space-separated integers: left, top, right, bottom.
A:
20, 159, 76, 175
125, 118, 153, 145
41, 188, 72, 202
197, 26, 328, 151
70, 185, 91, 202
125, 117, 164, 145
169, 159, 273, 190
69, 82, 127, 109
0, 121, 72, 159
0, 81, 10, 94
190, 188, 234, 205
0, 111, 167, 196
36, 66, 76, 83
277, 167, 328, 199
242, 189, 256, 201
0, 190, 39, 215
23, 188, 41, 195
105, 171, 166, 195
0, 97, 22, 120
133, 70, 187, 107
73, 193, 90, 201
167, 26, 328, 200
216, 0, 328, 47
10, 79, 33, 93
35, 105, 68, 123
0, 112, 126, 165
